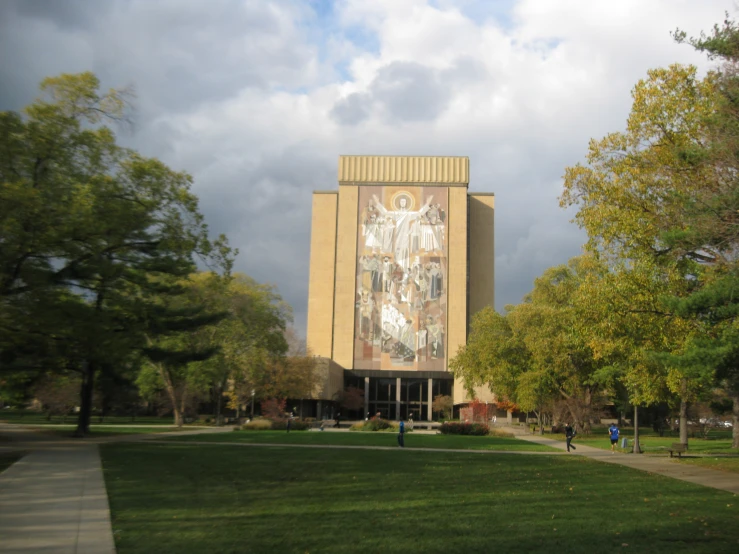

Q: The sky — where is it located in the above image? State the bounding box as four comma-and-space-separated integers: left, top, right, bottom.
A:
0, 0, 731, 337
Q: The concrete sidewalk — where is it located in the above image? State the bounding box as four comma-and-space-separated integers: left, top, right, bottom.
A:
0, 424, 235, 553
0, 445, 115, 554
516, 433, 739, 495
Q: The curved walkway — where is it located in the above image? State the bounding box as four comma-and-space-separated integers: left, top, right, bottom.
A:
515, 432, 739, 495
1, 423, 737, 553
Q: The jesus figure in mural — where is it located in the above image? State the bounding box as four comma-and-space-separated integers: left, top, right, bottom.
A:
371, 193, 433, 271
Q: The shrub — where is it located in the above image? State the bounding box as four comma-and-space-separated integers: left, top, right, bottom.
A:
270, 419, 310, 431
240, 419, 273, 431
488, 428, 514, 438
439, 422, 489, 436
350, 418, 398, 432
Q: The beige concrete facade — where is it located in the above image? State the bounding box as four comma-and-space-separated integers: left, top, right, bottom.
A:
307, 155, 495, 408
331, 185, 359, 369
468, 194, 495, 321
446, 186, 468, 365
306, 192, 337, 358
312, 357, 345, 401
338, 155, 469, 184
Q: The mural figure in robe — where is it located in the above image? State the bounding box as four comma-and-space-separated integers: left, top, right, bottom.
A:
372, 193, 434, 271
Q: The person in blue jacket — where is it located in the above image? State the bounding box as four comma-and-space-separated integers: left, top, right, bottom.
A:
608, 423, 620, 454
397, 419, 405, 448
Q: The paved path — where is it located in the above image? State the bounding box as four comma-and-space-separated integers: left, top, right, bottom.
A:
515, 433, 739, 495
0, 445, 115, 554
0, 424, 234, 553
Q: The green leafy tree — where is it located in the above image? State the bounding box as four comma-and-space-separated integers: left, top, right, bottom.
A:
452, 257, 612, 433
0, 72, 233, 435
560, 63, 721, 444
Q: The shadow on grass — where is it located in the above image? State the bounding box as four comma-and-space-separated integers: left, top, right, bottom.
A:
0, 452, 23, 473
164, 431, 557, 451
101, 444, 739, 554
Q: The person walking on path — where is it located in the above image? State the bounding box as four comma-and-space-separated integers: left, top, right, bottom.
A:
608, 423, 620, 454
287, 417, 292, 433
397, 419, 405, 448
565, 423, 576, 452
335, 413, 341, 429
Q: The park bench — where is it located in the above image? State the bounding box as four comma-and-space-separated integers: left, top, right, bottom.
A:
667, 442, 687, 458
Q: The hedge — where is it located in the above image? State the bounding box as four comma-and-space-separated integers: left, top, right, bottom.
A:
439, 422, 490, 436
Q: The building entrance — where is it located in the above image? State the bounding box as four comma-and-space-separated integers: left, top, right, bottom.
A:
345, 373, 452, 421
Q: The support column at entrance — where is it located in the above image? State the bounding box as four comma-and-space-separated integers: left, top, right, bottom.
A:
396, 377, 401, 420
317, 400, 322, 420
427, 379, 433, 421
364, 377, 369, 420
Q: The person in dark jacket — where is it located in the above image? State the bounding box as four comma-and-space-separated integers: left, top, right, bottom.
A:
397, 419, 405, 447
565, 423, 576, 452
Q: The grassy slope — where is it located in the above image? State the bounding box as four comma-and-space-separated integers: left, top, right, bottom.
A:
0, 411, 176, 426
102, 443, 739, 554
24, 426, 184, 438
680, 457, 739, 473
0, 452, 22, 473
161, 430, 558, 451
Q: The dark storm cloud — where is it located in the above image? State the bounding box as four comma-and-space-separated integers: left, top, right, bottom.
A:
371, 61, 452, 122
186, 143, 337, 331
330, 92, 371, 125
3, 0, 111, 31
0, 0, 317, 115
331, 57, 489, 127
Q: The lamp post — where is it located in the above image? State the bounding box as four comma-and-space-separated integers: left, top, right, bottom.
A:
251, 389, 255, 419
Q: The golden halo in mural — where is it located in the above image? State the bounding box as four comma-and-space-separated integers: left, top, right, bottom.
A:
391, 191, 415, 211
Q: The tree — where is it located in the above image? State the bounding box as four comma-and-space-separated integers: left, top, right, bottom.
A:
452, 257, 612, 433
432, 394, 453, 420
338, 386, 365, 412
181, 273, 290, 424
260, 398, 287, 420
560, 63, 722, 444
33, 373, 80, 422
665, 18, 739, 448
0, 72, 233, 435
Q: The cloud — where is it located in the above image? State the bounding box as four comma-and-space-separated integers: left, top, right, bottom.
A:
0, 0, 731, 337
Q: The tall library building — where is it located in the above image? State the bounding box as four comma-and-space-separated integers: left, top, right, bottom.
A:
306, 156, 495, 421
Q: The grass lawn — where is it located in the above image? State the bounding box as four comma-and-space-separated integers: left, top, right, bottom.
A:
0, 411, 178, 426
101, 443, 739, 554
162, 430, 558, 451
23, 426, 184, 438
680, 457, 739, 474
551, 430, 736, 455
0, 452, 22, 473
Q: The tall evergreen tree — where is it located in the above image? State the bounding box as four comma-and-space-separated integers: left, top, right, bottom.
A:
0, 72, 234, 436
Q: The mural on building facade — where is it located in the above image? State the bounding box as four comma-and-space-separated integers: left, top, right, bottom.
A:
353, 186, 448, 370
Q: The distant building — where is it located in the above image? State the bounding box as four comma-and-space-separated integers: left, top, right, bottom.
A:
306, 155, 495, 420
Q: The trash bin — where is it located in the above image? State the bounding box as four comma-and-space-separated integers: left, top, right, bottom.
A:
621, 438, 628, 449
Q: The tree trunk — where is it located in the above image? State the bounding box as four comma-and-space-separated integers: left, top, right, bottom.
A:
179, 389, 188, 427
679, 396, 689, 446
158, 364, 184, 427
632, 405, 642, 454
732, 391, 739, 449
536, 407, 544, 435
214, 383, 224, 426
74, 360, 96, 437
